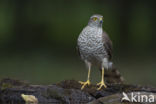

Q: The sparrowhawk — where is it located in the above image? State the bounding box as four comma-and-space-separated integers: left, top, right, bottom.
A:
77, 14, 113, 90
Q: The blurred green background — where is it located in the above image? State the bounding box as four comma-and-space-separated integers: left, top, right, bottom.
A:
0, 0, 156, 86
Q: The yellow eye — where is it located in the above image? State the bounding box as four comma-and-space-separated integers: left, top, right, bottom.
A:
92, 17, 97, 21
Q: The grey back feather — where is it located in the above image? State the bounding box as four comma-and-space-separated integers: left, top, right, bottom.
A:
102, 31, 112, 60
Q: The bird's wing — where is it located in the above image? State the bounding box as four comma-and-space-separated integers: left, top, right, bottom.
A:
102, 31, 113, 60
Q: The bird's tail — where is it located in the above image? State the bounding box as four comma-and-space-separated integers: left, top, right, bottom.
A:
108, 61, 113, 69
104, 62, 124, 84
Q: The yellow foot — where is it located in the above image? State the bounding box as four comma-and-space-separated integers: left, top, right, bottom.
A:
79, 80, 91, 90
97, 81, 107, 90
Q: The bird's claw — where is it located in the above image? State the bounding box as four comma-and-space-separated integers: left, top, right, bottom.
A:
97, 81, 107, 90
79, 80, 90, 90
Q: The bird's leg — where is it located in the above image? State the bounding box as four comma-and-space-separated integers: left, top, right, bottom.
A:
79, 67, 91, 90
97, 67, 107, 90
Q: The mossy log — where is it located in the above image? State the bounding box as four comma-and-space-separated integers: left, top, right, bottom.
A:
0, 78, 156, 104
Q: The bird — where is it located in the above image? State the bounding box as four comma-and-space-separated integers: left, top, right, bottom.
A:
77, 14, 113, 90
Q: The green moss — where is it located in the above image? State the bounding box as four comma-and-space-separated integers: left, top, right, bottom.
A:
1, 83, 13, 90
0, 78, 29, 90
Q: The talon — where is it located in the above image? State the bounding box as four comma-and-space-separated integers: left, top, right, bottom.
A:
96, 67, 107, 90
79, 80, 91, 90
97, 81, 107, 90
78, 81, 84, 84
96, 82, 101, 86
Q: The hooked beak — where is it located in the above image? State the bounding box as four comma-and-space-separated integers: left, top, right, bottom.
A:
99, 17, 103, 23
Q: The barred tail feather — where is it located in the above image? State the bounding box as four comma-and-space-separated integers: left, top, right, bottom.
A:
103, 62, 124, 84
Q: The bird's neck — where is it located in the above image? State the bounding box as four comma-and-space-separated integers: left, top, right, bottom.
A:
85, 26, 103, 36
88, 22, 103, 28
88, 25, 103, 32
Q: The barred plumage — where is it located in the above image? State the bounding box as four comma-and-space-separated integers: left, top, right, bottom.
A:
77, 15, 112, 69
77, 14, 113, 90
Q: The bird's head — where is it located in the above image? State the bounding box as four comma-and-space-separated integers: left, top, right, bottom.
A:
88, 14, 103, 27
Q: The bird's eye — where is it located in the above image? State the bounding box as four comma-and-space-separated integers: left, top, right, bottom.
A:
92, 17, 97, 21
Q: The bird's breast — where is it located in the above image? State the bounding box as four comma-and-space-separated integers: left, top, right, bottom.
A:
78, 27, 106, 62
